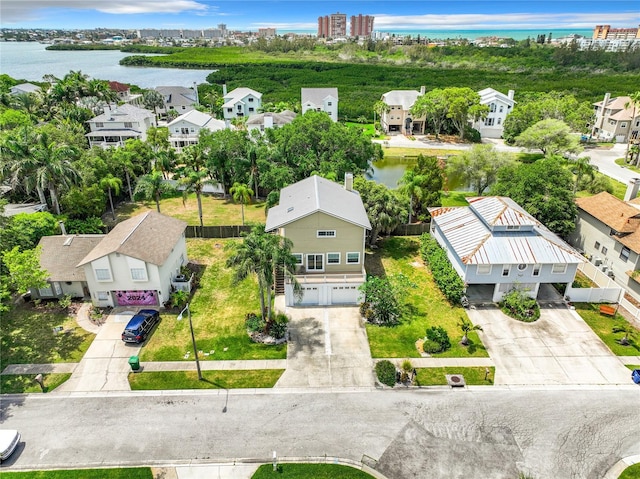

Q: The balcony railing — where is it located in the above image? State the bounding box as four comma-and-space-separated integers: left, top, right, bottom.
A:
288, 273, 365, 284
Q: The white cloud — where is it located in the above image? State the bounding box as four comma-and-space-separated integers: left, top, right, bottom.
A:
1, 0, 208, 23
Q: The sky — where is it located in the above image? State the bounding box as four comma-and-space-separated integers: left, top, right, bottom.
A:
1, 0, 639, 32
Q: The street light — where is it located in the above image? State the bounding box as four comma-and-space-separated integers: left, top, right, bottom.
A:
177, 302, 203, 380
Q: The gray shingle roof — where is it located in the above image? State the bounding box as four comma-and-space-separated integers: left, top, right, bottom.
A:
155, 86, 197, 107
38, 235, 105, 282
245, 110, 297, 126
167, 110, 226, 130
301, 88, 338, 105
78, 211, 187, 266
222, 87, 262, 108
265, 175, 371, 231
89, 103, 154, 124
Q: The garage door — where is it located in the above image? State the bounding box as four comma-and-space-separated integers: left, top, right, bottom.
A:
299, 286, 320, 305
331, 285, 359, 304
115, 290, 158, 306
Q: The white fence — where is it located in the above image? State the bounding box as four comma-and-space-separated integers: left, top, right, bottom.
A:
565, 285, 621, 303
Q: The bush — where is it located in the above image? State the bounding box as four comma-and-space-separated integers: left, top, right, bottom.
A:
169, 289, 189, 309
586, 175, 614, 194
425, 326, 451, 352
63, 217, 105, 234
58, 295, 72, 309
464, 125, 481, 143
422, 339, 443, 354
359, 276, 401, 326
245, 312, 265, 333
420, 235, 465, 304
500, 288, 540, 322
375, 360, 397, 387
267, 313, 289, 339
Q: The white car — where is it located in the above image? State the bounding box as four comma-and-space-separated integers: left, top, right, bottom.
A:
0, 429, 20, 461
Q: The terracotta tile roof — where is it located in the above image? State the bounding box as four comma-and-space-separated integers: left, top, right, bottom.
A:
575, 192, 640, 233
78, 211, 187, 266
38, 235, 105, 282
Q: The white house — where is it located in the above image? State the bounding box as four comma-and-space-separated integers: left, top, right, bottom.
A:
86, 104, 156, 148
591, 93, 640, 143
301, 88, 339, 121
10, 83, 41, 96
265, 174, 371, 306
472, 88, 515, 139
222, 86, 262, 122
77, 211, 188, 307
155, 86, 198, 119
246, 110, 297, 132
167, 110, 228, 151
429, 196, 584, 302
380, 87, 426, 134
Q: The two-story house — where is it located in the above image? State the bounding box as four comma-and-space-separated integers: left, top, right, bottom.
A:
592, 93, 640, 143
77, 211, 188, 307
380, 87, 426, 135
167, 110, 227, 152
429, 196, 584, 302
155, 86, 198, 119
570, 188, 640, 302
108, 81, 142, 105
246, 110, 297, 132
222, 86, 262, 122
301, 88, 339, 122
472, 88, 515, 139
265, 174, 371, 306
86, 104, 156, 148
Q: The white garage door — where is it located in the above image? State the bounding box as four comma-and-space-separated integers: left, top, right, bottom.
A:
299, 286, 320, 305
331, 285, 359, 304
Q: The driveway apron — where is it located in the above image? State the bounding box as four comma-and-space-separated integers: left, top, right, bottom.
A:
56, 309, 143, 392
275, 304, 375, 388
466, 304, 632, 385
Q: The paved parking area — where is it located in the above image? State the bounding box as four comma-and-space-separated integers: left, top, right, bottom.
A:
466, 305, 632, 385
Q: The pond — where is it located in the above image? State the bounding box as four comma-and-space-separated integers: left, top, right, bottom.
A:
368, 156, 471, 192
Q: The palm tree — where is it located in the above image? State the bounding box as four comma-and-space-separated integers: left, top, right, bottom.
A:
100, 174, 122, 221
570, 156, 596, 194
624, 92, 640, 163
134, 171, 171, 213
229, 182, 253, 225
458, 317, 483, 346
398, 169, 425, 224
178, 144, 212, 234
373, 100, 390, 132
612, 324, 637, 346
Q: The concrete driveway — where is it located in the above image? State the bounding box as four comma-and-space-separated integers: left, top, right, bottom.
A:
57, 309, 144, 392
466, 304, 632, 385
275, 303, 375, 389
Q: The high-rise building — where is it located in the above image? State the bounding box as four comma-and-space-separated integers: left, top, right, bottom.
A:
350, 14, 375, 38
593, 24, 640, 40
317, 12, 347, 38
258, 28, 277, 38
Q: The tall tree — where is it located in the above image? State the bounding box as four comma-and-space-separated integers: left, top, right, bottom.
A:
99, 174, 122, 221
398, 169, 425, 224
515, 119, 582, 157
624, 91, 640, 163
410, 88, 449, 139
134, 171, 172, 213
177, 144, 212, 233
373, 100, 390, 130
2, 246, 49, 294
229, 182, 253, 225
142, 90, 165, 121
569, 156, 596, 194
443, 87, 488, 140
447, 144, 512, 196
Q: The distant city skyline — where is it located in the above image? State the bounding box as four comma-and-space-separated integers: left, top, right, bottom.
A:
1, 1, 639, 33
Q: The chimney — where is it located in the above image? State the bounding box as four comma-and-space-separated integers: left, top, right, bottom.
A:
345, 173, 353, 191
624, 178, 640, 201
222, 84, 227, 96
420, 85, 426, 95
59, 221, 67, 236
264, 113, 273, 129
508, 89, 515, 100
193, 82, 199, 105
603, 92, 611, 107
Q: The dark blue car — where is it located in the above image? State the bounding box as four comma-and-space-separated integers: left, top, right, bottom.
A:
632, 369, 640, 385
121, 309, 160, 344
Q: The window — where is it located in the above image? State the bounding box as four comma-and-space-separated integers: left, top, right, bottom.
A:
517, 264, 527, 271
317, 230, 336, 238
485, 118, 495, 126
124, 122, 132, 128
97, 291, 110, 301
602, 246, 608, 255
307, 254, 324, 271
248, 97, 254, 102
94, 268, 111, 281
327, 253, 340, 264
130, 267, 147, 281
552, 264, 567, 274
499, 105, 504, 113
532, 264, 541, 277
292, 253, 303, 265
497, 118, 502, 125
502, 266, 510, 276
621, 122, 627, 129
328, 102, 332, 106
620, 246, 631, 262
594, 241, 601, 250
95, 122, 104, 128
506, 225, 520, 231
249, 107, 254, 112
190, 128, 195, 132
347, 252, 360, 264
227, 108, 232, 113
181, 106, 186, 110
490, 103, 496, 112
477, 265, 491, 275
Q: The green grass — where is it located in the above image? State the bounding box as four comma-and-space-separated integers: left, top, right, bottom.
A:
619, 463, 640, 479
0, 302, 95, 371
364, 237, 488, 358
415, 367, 495, 386
140, 238, 286, 362
0, 373, 71, 394
252, 464, 374, 479
345, 122, 375, 138
615, 157, 640, 173
572, 270, 598, 289
441, 191, 473, 207
626, 365, 640, 370
576, 172, 626, 201
515, 152, 545, 163
0, 468, 152, 479
574, 303, 640, 355
128, 369, 284, 390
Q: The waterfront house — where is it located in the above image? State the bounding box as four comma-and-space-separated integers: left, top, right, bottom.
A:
86, 104, 156, 148
222, 86, 262, 122
155, 85, 198, 120
472, 88, 515, 139
167, 110, 227, 152
301, 88, 339, 122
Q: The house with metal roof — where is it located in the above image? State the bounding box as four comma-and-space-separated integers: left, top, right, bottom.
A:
167, 110, 228, 152
301, 88, 339, 122
222, 86, 262, 122
472, 88, 516, 139
266, 174, 371, 306
429, 196, 584, 302
9, 83, 41, 96
379, 87, 426, 135
86, 103, 156, 148
77, 211, 188, 307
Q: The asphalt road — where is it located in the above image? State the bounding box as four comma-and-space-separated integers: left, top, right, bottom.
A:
1, 388, 639, 479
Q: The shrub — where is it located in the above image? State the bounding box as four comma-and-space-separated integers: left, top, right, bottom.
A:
464, 125, 481, 143
422, 339, 443, 354
375, 360, 397, 387
245, 312, 265, 333
420, 235, 465, 304
169, 289, 189, 309
500, 288, 540, 322
63, 217, 105, 234
58, 294, 72, 309
425, 326, 451, 352
267, 313, 289, 339
359, 273, 416, 326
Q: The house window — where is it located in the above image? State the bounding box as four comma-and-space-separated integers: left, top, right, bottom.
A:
227, 108, 232, 113
485, 118, 495, 126
552, 264, 567, 274
621, 122, 627, 129
328, 102, 332, 106
502, 266, 510, 276
499, 105, 504, 113
477, 264, 492, 275
620, 246, 631, 262
602, 246, 608, 255
490, 103, 496, 112
97, 291, 110, 301
506, 225, 520, 231
307, 254, 324, 271
292, 253, 303, 265
594, 241, 601, 250
248, 97, 254, 102
517, 264, 527, 271
347, 252, 360, 264
532, 264, 541, 276
130, 267, 147, 281
181, 106, 186, 110
190, 128, 195, 132
327, 253, 340, 264
249, 107, 254, 112
317, 230, 336, 238
94, 268, 112, 281
124, 122, 132, 128
497, 118, 502, 125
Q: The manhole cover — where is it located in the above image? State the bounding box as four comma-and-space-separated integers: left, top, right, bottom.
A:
446, 374, 466, 387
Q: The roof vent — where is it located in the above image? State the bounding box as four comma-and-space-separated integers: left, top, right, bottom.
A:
287, 207, 294, 213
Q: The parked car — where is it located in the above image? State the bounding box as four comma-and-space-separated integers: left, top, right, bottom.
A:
121, 309, 160, 344
632, 369, 640, 385
0, 429, 20, 461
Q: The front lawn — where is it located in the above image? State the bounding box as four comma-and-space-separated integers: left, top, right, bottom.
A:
441, 191, 473, 207
0, 302, 95, 371
0, 373, 71, 394
129, 369, 284, 390
574, 303, 640, 355
415, 367, 495, 386
619, 463, 640, 479
252, 464, 374, 479
140, 238, 287, 362
0, 468, 152, 479
364, 237, 488, 358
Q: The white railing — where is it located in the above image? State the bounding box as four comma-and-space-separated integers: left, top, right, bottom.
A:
289, 273, 365, 284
